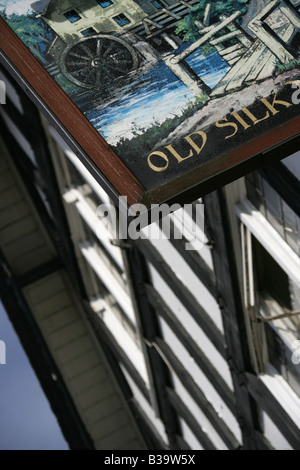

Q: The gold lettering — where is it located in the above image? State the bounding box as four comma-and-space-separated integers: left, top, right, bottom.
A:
232, 112, 251, 130
184, 131, 207, 155
260, 91, 292, 115
215, 118, 239, 139
241, 106, 269, 125
165, 144, 193, 163
148, 151, 169, 172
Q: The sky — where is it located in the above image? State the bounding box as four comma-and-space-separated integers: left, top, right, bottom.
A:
0, 302, 69, 450
0, 0, 50, 16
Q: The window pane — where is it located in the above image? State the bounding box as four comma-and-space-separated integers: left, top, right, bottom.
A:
245, 172, 300, 256
245, 172, 264, 213
252, 236, 300, 398
266, 323, 300, 398
152, 0, 163, 8
113, 14, 131, 27
96, 0, 113, 7
286, 358, 300, 398
262, 179, 285, 237
265, 324, 288, 380
253, 237, 292, 310
282, 199, 300, 255
289, 279, 300, 330
81, 218, 123, 276
65, 157, 86, 187
81, 27, 97, 37
64, 10, 81, 23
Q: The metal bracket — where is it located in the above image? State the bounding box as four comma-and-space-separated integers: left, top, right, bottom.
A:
256, 311, 300, 322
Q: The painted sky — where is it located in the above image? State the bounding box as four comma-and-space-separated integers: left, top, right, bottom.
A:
0, 302, 69, 450
0, 0, 50, 16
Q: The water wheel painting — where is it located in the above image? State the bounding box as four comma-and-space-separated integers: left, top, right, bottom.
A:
60, 35, 139, 89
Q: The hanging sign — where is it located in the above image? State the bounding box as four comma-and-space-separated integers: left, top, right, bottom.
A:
1, 0, 299, 206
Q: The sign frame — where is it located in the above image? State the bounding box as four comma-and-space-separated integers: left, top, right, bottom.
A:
1, 9, 300, 209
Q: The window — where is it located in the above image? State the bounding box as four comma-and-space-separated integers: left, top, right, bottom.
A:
241, 224, 300, 397
64, 10, 81, 23
265, 323, 300, 397
112, 14, 131, 27
152, 0, 164, 8
64, 155, 86, 187
81, 27, 97, 37
96, 0, 113, 7
81, 219, 124, 278
254, 239, 300, 397
252, 237, 300, 315
245, 172, 300, 256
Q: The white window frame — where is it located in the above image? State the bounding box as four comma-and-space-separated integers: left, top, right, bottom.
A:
235, 191, 300, 433
236, 198, 300, 290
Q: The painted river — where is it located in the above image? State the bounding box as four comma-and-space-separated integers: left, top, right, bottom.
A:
85, 47, 230, 146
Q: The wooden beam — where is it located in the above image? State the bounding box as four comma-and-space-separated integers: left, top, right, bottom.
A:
129, 399, 169, 450
279, 0, 300, 29
152, 337, 240, 449
87, 307, 151, 402
122, 245, 182, 449
166, 387, 217, 450
179, 0, 194, 8
247, 0, 295, 63
172, 11, 241, 63
254, 430, 274, 450
210, 30, 244, 45
204, 190, 263, 450
136, 238, 227, 357
145, 283, 236, 414
162, 8, 181, 20
226, 21, 253, 48
203, 1, 212, 27
259, 162, 300, 218
17, 257, 63, 288
143, 17, 163, 29
246, 373, 300, 449
160, 218, 216, 296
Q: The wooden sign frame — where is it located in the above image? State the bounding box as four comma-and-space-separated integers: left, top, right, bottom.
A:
0, 1, 300, 208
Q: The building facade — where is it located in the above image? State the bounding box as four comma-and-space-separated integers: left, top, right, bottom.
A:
0, 63, 300, 450
39, 0, 180, 40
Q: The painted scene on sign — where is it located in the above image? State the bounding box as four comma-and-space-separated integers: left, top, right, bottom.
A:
1, 0, 299, 188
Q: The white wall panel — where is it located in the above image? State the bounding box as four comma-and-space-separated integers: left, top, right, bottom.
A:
158, 316, 242, 443
148, 264, 234, 390
144, 228, 223, 333
172, 375, 229, 450
260, 412, 293, 450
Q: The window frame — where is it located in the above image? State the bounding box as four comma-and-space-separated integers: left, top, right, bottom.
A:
112, 13, 131, 27
81, 27, 97, 37
95, 0, 114, 8
237, 194, 300, 395
63, 10, 82, 23
245, 172, 300, 256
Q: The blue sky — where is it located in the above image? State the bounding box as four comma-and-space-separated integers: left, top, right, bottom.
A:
0, 302, 69, 450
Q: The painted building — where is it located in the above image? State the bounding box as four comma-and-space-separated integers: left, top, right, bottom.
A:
39, 0, 179, 42
1, 50, 300, 450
